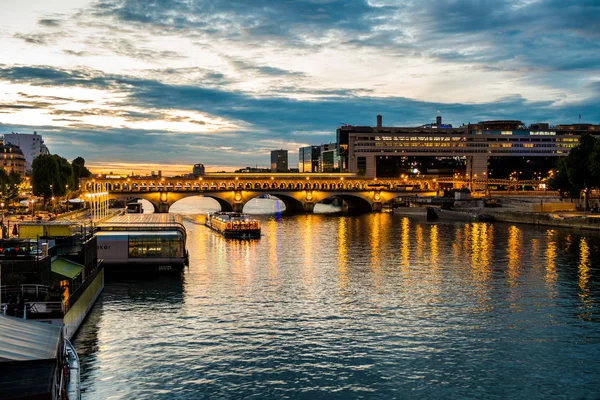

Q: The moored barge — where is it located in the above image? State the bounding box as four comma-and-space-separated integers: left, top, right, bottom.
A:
205, 212, 261, 239
1, 221, 104, 341
94, 214, 189, 272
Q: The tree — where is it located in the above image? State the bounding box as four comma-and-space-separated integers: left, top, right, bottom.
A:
31, 155, 74, 206
72, 156, 91, 185
550, 134, 599, 201
31, 155, 59, 203
0, 168, 23, 207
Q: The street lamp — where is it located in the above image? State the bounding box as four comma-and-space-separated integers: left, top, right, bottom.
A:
65, 184, 69, 212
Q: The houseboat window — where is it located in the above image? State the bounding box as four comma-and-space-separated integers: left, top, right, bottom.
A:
128, 233, 184, 258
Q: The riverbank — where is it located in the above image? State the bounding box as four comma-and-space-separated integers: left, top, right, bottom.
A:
394, 196, 600, 232
483, 208, 600, 231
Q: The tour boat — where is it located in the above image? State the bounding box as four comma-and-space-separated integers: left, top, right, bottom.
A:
205, 212, 261, 239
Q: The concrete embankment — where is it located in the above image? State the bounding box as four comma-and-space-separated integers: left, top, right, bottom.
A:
484, 209, 600, 232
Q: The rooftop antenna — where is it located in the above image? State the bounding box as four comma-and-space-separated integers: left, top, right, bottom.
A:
578, 114, 581, 124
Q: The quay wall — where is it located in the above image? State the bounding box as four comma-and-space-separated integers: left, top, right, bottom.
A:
485, 210, 600, 232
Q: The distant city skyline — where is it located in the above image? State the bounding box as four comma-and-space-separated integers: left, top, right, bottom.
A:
1, 0, 599, 175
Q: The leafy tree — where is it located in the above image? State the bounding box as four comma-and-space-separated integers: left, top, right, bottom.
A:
56, 156, 75, 193
31, 155, 59, 202
72, 156, 91, 185
550, 134, 599, 201
0, 168, 23, 207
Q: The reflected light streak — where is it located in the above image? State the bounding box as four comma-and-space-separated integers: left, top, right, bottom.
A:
337, 217, 349, 290
530, 239, 541, 270
267, 218, 279, 284
506, 225, 522, 287
302, 215, 315, 286
471, 223, 493, 286
427, 224, 440, 303
370, 213, 381, 268
399, 217, 410, 270
415, 225, 424, 261
544, 231, 557, 294
578, 237, 592, 320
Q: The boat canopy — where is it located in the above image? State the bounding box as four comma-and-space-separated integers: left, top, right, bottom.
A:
51, 258, 84, 279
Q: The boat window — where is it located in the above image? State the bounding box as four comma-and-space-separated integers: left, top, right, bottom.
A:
128, 233, 184, 258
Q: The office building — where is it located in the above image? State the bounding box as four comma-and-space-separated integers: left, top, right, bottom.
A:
271, 150, 288, 172
336, 115, 590, 179
298, 146, 320, 173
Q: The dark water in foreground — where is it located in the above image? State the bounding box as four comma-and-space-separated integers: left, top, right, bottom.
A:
74, 203, 600, 399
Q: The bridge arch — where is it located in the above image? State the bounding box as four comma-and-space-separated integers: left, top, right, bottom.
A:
320, 194, 373, 213
246, 193, 304, 213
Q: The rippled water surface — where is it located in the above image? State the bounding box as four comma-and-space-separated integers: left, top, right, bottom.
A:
75, 199, 600, 399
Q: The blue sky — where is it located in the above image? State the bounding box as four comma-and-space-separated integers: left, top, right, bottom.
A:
1, 0, 599, 175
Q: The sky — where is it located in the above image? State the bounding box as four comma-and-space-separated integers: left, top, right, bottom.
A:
1, 0, 599, 176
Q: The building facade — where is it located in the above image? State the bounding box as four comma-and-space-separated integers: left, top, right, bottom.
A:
298, 146, 320, 173
336, 115, 589, 179
271, 150, 288, 172
0, 140, 27, 177
2, 132, 49, 172
192, 163, 205, 177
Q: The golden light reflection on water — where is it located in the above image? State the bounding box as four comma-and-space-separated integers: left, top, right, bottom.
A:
544, 230, 557, 294
427, 224, 440, 303
415, 224, 424, 261
470, 223, 493, 285
337, 217, 349, 290
506, 225, 523, 286
266, 218, 280, 284
370, 213, 381, 269
578, 237, 593, 320
399, 217, 410, 270
301, 214, 315, 286
429, 224, 439, 271
530, 239, 541, 270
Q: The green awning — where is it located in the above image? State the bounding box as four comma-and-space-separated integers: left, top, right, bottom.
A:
51, 258, 83, 279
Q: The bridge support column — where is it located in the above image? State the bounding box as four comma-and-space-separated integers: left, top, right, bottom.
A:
157, 203, 170, 213
233, 203, 244, 213
372, 202, 383, 212
303, 202, 315, 213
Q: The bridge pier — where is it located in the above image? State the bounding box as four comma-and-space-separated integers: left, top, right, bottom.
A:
233, 203, 244, 213
371, 202, 383, 212
157, 203, 170, 213
303, 202, 315, 213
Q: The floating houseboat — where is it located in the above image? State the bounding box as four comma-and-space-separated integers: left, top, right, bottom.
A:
1, 221, 104, 341
0, 315, 81, 400
205, 212, 261, 239
94, 214, 189, 272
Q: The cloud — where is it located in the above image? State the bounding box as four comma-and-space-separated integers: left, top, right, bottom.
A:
13, 33, 48, 45
39, 18, 62, 27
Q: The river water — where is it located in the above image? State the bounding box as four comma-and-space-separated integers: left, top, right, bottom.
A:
74, 198, 600, 399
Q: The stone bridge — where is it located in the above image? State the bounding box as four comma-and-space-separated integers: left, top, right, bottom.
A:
82, 173, 539, 213
83, 174, 439, 213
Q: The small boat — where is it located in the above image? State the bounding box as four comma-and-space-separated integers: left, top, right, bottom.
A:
205, 212, 261, 239
427, 207, 495, 223
126, 201, 143, 213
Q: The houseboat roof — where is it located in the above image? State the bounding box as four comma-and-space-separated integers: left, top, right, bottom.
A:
0, 315, 61, 361
0, 315, 63, 398
96, 214, 186, 234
